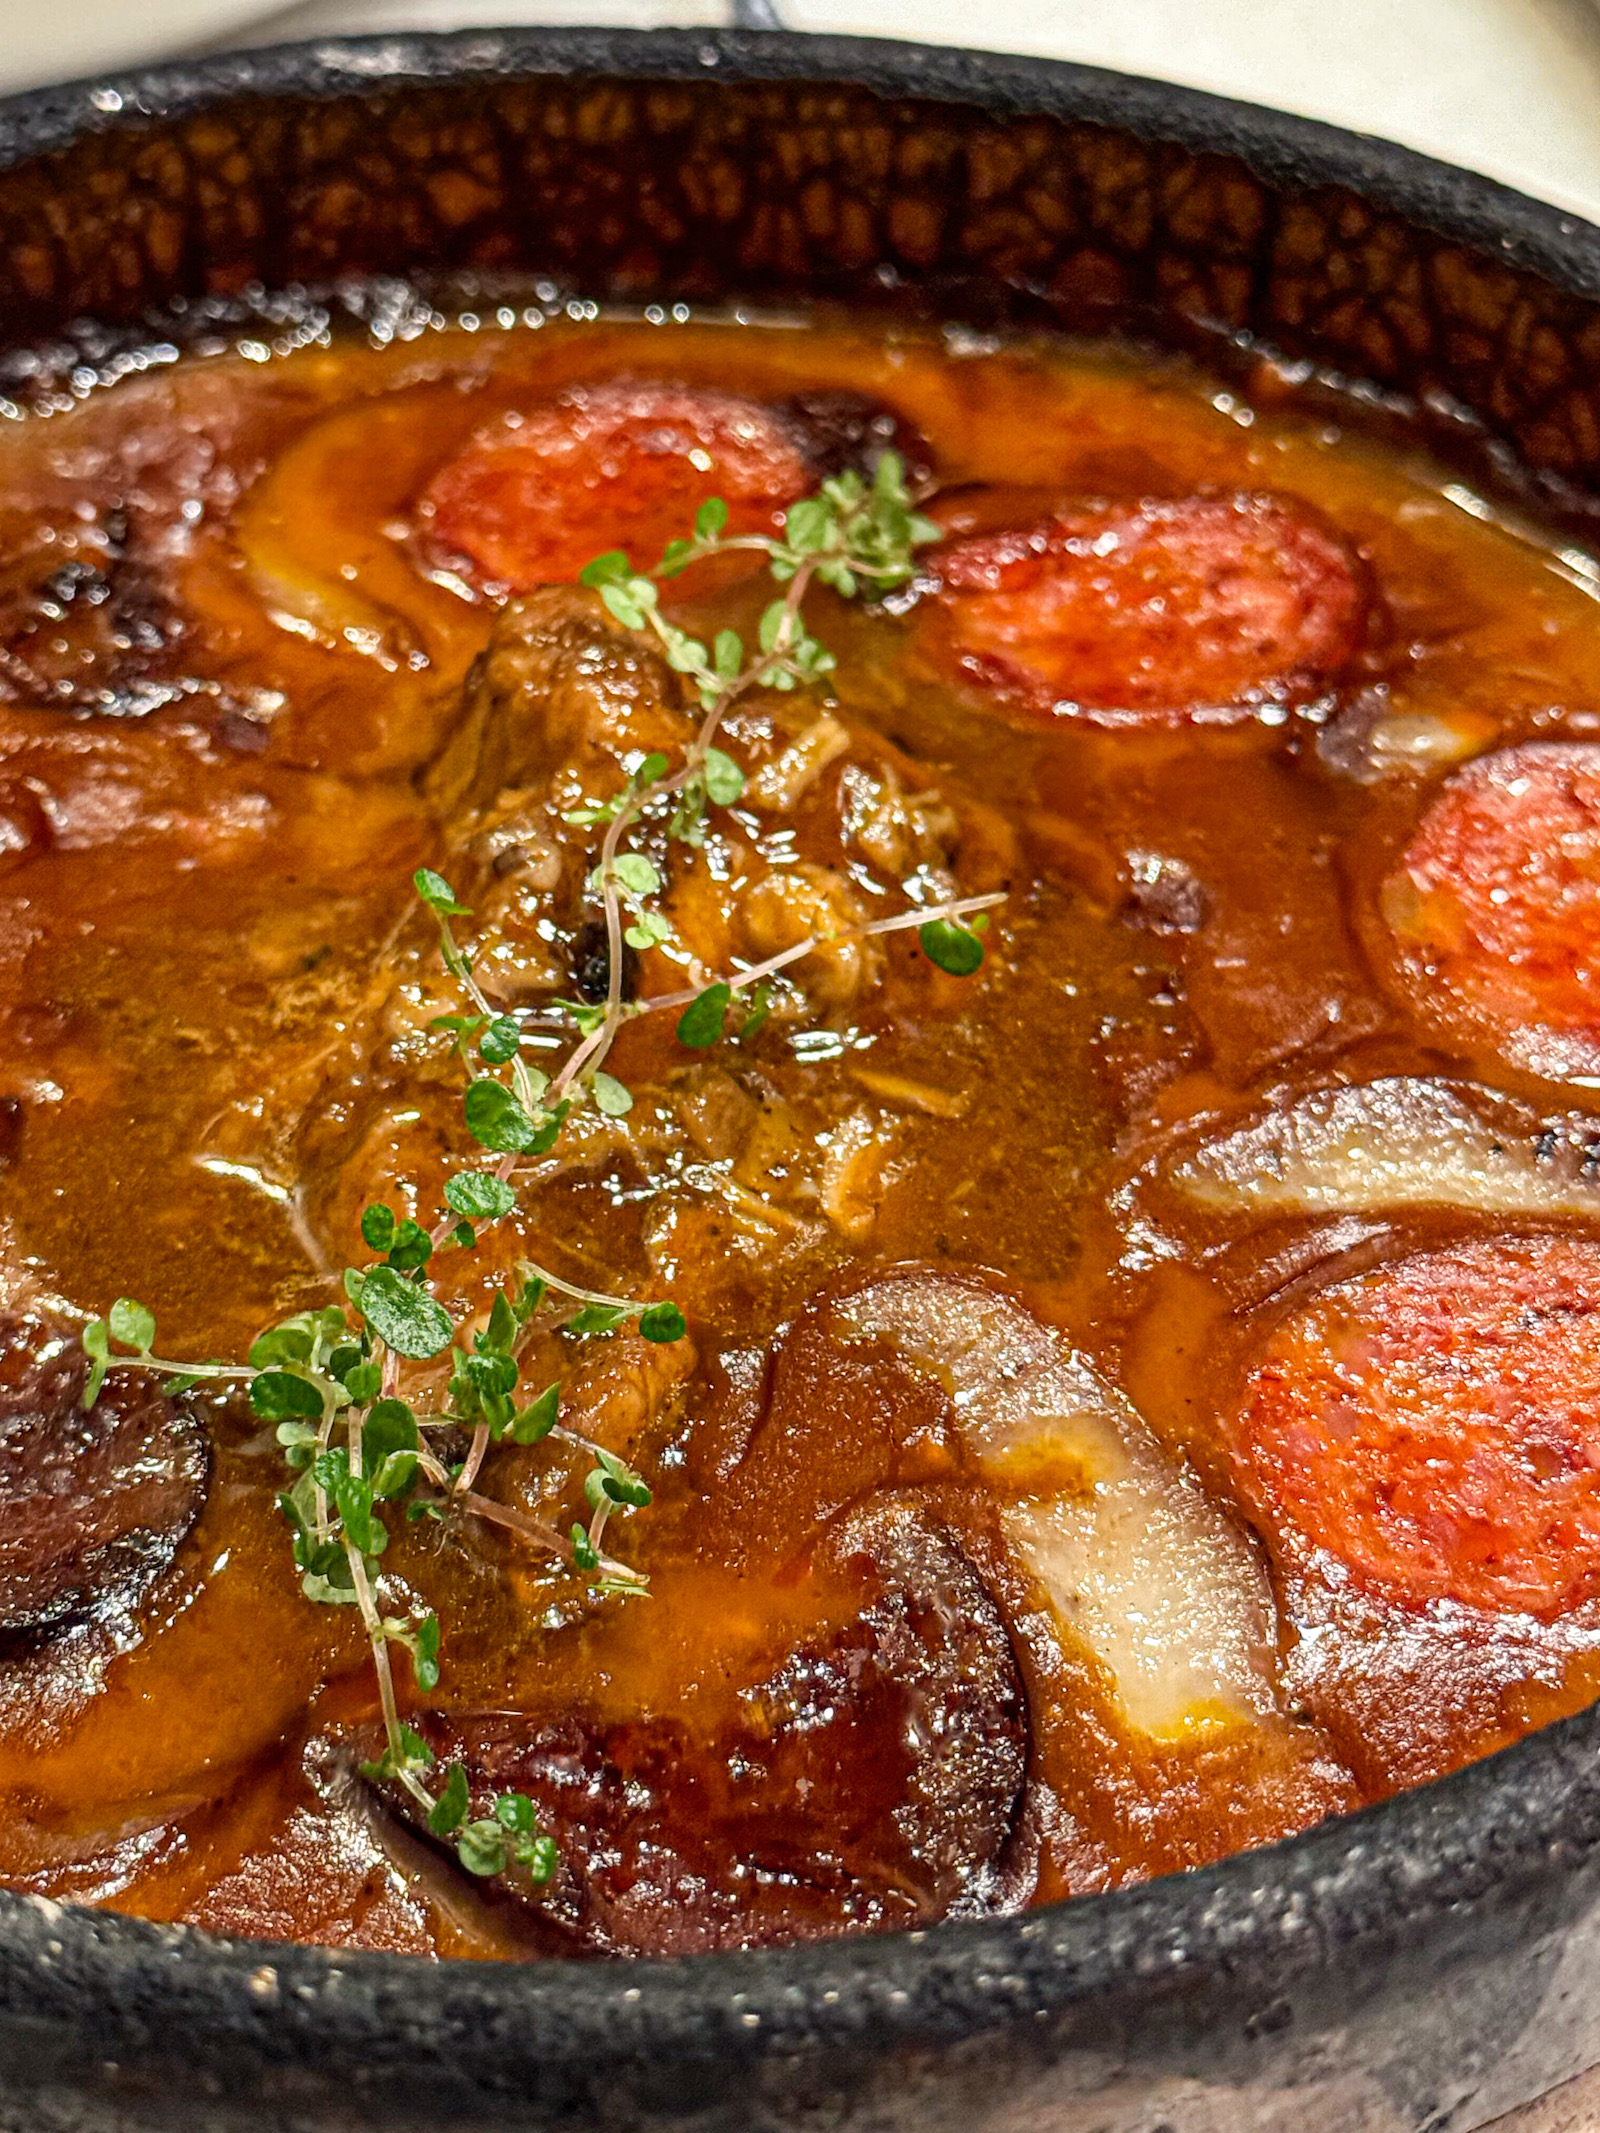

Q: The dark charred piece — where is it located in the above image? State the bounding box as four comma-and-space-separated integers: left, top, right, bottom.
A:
569, 914, 636, 1006
0, 1315, 209, 1645
1121, 852, 1209, 935
362, 1498, 1028, 1955
0, 523, 189, 717
781, 390, 935, 495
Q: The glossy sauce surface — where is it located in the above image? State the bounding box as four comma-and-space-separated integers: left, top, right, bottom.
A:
1, 313, 1599, 1956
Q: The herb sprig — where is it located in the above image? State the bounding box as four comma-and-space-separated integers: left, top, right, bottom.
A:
80, 449, 1000, 1890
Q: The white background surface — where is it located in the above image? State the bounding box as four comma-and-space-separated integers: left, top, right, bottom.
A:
3, 0, 1600, 224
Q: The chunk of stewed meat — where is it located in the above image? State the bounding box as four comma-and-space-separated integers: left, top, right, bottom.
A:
424, 584, 692, 825
363, 1497, 1027, 1954
0, 1315, 209, 1642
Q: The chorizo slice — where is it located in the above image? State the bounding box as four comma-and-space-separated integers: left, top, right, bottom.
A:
916, 490, 1364, 721
1378, 740, 1600, 1077
364, 1497, 1027, 1955
1226, 1236, 1600, 1618
418, 379, 818, 596
0, 1314, 209, 1643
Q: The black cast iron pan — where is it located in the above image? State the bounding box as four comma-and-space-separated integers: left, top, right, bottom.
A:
0, 29, 1598, 2132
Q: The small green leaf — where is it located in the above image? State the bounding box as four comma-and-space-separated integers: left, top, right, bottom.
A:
918, 917, 985, 977
579, 549, 631, 589
495, 1790, 537, 1833
444, 1171, 517, 1222
591, 1072, 633, 1118
713, 628, 743, 680
414, 867, 471, 917
363, 1398, 419, 1485
249, 1307, 346, 1371
358, 1266, 454, 1361
567, 1302, 629, 1338
598, 584, 646, 631
342, 1359, 381, 1403
359, 1720, 435, 1783
360, 1203, 396, 1252
301, 1567, 360, 1606
507, 1382, 560, 1445
427, 1763, 470, 1836
519, 1833, 559, 1884
632, 750, 671, 787
480, 1292, 518, 1357
479, 1016, 521, 1066
412, 1613, 441, 1692
758, 599, 789, 654
456, 1820, 508, 1877
385, 1218, 433, 1274
663, 632, 710, 678
108, 1298, 156, 1354
333, 1470, 385, 1557
250, 1370, 324, 1421
80, 1322, 109, 1411
638, 1301, 687, 1345
783, 495, 832, 553
592, 1449, 652, 1510
695, 496, 729, 540
676, 982, 731, 1050
624, 910, 672, 952
611, 852, 660, 900
570, 1522, 600, 1572
463, 1078, 543, 1155
703, 748, 745, 806
736, 978, 773, 1045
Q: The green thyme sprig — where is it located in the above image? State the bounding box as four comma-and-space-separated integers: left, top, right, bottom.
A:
77, 451, 1001, 1898
485, 452, 991, 1126
80, 1161, 667, 1880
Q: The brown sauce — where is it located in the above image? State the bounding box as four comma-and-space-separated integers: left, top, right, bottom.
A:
1, 311, 1599, 1956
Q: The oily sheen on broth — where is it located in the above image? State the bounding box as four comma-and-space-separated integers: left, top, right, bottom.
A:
0, 311, 1599, 1955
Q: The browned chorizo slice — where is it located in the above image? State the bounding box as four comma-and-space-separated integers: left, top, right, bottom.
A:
365, 1497, 1028, 1955
417, 379, 931, 600
0, 1314, 209, 1643
1226, 1235, 1600, 1619
1377, 740, 1600, 1077
916, 490, 1365, 722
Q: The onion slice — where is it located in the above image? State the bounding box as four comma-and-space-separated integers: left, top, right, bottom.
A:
835, 1271, 1279, 1740
1170, 1076, 1600, 1219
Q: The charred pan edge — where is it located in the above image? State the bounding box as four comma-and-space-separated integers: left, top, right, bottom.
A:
5, 30, 1600, 521
0, 29, 1599, 2127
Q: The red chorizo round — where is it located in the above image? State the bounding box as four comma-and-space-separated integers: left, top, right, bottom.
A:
1380, 740, 1600, 1076
917, 491, 1364, 721
1228, 1236, 1600, 1617
418, 379, 812, 595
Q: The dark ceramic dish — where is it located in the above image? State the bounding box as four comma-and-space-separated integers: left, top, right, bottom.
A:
3, 28, 1600, 2133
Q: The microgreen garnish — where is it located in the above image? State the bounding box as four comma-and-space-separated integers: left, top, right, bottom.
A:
79, 450, 1002, 1898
